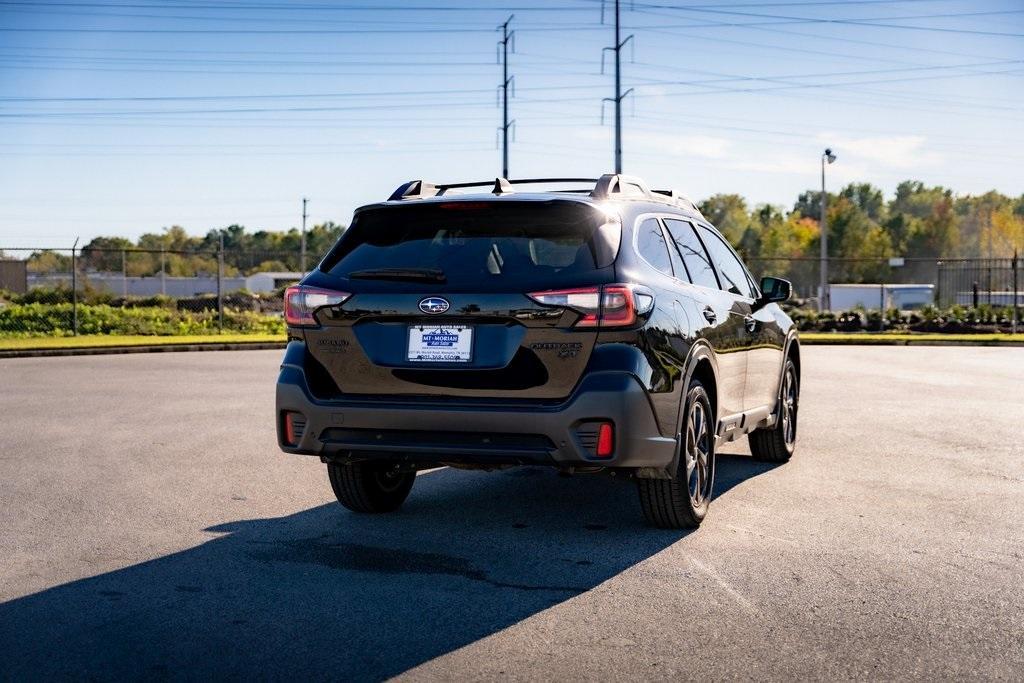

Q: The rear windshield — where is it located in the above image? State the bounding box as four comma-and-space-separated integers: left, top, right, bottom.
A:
321, 200, 616, 289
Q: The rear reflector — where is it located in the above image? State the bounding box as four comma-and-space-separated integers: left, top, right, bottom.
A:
596, 422, 614, 458
283, 411, 306, 446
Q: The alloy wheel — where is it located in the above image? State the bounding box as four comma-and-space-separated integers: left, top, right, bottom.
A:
781, 366, 798, 446
684, 399, 713, 507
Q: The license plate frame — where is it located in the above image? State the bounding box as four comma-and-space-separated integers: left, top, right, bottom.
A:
407, 325, 473, 363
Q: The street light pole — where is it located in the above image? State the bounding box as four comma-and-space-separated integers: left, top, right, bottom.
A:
820, 148, 836, 312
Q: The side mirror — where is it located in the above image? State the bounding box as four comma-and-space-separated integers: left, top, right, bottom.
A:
758, 276, 791, 307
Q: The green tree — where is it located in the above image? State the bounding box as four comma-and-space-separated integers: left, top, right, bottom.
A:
698, 194, 752, 247
826, 197, 894, 282
26, 250, 72, 273
80, 237, 134, 272
839, 183, 886, 222
792, 189, 828, 220
886, 181, 960, 258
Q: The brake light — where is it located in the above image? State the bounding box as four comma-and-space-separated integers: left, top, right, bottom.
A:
284, 285, 351, 327
528, 284, 647, 328
437, 202, 492, 210
599, 285, 635, 327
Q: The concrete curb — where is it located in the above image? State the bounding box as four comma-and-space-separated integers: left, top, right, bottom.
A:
801, 337, 1024, 347
0, 341, 287, 359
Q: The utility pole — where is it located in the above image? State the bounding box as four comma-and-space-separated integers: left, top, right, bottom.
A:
498, 15, 515, 178
602, 0, 633, 174
820, 148, 837, 312
300, 197, 308, 273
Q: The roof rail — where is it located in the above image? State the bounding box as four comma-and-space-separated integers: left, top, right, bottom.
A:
652, 188, 703, 215
387, 180, 437, 201
385, 175, 700, 212
386, 177, 600, 201
591, 174, 652, 199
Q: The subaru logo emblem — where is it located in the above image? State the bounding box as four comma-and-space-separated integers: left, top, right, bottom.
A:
418, 297, 450, 315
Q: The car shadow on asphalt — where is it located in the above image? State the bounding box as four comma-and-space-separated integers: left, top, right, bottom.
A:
1, 454, 775, 681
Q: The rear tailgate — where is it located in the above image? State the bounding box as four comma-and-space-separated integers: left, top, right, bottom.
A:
298, 198, 620, 400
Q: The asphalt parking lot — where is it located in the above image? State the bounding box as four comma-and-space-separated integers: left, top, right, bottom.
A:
1, 346, 1022, 680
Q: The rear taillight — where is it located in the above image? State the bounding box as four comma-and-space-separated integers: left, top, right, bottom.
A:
527, 286, 602, 326
528, 284, 652, 328
284, 285, 351, 327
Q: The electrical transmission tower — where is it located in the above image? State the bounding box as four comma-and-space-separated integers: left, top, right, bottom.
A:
602, 0, 633, 174
497, 15, 515, 178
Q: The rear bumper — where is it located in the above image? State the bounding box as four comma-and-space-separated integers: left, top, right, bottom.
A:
276, 345, 676, 471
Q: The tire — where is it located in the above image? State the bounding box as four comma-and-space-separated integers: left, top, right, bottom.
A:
637, 380, 716, 529
327, 461, 416, 513
748, 358, 798, 463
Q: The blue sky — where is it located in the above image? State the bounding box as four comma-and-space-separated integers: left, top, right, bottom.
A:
0, 0, 1022, 249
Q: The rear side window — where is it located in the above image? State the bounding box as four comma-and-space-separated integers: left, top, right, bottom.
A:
635, 218, 673, 277
663, 219, 718, 289
697, 225, 756, 299
321, 201, 617, 289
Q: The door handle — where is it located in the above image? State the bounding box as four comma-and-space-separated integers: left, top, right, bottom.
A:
744, 316, 758, 333
702, 307, 717, 323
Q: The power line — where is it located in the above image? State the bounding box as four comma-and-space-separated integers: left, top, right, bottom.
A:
0, 0, 982, 10
0, 45, 494, 56
0, 1, 598, 9
3, 60, 1017, 111
632, 4, 1024, 38
5, 8, 1022, 35
634, 8, 1016, 63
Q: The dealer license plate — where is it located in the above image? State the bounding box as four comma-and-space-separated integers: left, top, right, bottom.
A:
407, 325, 472, 363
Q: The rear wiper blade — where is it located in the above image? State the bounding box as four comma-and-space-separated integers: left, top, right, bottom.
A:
347, 267, 447, 283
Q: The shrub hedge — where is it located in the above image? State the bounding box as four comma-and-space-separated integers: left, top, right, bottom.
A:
0, 302, 284, 337
786, 304, 1019, 334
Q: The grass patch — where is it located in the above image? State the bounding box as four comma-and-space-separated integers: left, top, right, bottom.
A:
801, 332, 1023, 345
0, 333, 286, 351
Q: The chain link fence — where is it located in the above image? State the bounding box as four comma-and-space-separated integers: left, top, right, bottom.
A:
2, 246, 1020, 337
747, 256, 1021, 307
747, 254, 1020, 333
0, 246, 304, 337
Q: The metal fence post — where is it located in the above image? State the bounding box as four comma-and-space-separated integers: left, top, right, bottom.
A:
878, 284, 885, 330
217, 234, 224, 331
1013, 249, 1019, 334
122, 248, 127, 298
160, 248, 166, 296
987, 263, 992, 305
71, 238, 79, 335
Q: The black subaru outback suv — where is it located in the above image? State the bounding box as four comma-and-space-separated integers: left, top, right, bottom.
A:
277, 174, 800, 528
